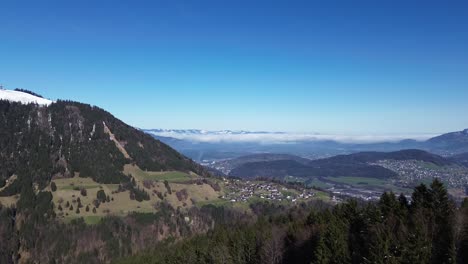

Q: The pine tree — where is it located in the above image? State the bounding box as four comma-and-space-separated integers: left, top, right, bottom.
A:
430, 179, 456, 264
50, 182, 57, 192
457, 198, 468, 264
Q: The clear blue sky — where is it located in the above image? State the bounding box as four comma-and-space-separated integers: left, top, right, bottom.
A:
1, 0, 467, 134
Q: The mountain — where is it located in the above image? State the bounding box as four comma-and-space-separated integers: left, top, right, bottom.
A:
316, 149, 453, 166
145, 128, 468, 161
211, 153, 311, 175
426, 129, 468, 154
429, 129, 468, 143
0, 94, 209, 195
147, 133, 350, 162
229, 158, 398, 179
229, 149, 453, 179
451, 152, 468, 167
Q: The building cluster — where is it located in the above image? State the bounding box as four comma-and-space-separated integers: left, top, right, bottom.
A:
222, 179, 315, 203
372, 160, 468, 188
328, 186, 382, 201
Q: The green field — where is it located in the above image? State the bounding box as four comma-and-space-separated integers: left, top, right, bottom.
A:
54, 177, 103, 190
124, 164, 193, 182
150, 171, 192, 182
305, 178, 331, 189
324, 176, 412, 194
314, 190, 331, 201
324, 176, 389, 186
83, 215, 103, 225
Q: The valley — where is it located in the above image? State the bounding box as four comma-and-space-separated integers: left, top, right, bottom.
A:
3, 1, 468, 262
192, 151, 468, 202
0, 89, 467, 263
46, 164, 330, 225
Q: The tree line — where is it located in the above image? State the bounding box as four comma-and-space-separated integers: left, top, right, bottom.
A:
117, 179, 468, 264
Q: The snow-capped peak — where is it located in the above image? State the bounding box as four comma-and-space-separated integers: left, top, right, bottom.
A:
0, 89, 53, 106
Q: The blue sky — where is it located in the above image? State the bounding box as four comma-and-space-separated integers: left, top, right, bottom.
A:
1, 0, 467, 135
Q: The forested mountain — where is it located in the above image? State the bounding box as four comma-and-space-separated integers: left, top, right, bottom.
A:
421, 129, 468, 155
229, 149, 452, 179
0, 99, 209, 194
212, 153, 311, 174
451, 152, 468, 167
0, 98, 216, 263
314, 149, 453, 166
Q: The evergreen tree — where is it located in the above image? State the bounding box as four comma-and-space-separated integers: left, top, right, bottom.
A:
51, 182, 57, 192
430, 179, 456, 264
457, 198, 468, 264
97, 190, 107, 202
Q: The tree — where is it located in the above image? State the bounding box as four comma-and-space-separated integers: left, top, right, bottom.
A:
261, 227, 285, 264
457, 198, 468, 264
80, 188, 87, 196
430, 179, 456, 264
51, 181, 57, 192
164, 180, 172, 194
97, 190, 106, 202
86, 205, 90, 212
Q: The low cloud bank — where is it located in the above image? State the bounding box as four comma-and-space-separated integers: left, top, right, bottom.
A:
146, 130, 435, 144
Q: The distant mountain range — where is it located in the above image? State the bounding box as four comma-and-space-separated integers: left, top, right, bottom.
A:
145, 129, 286, 135
144, 128, 468, 161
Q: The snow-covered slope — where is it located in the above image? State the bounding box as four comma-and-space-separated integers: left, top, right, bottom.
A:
0, 89, 53, 106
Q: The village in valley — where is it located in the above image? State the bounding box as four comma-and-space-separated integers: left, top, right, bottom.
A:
372, 160, 468, 189
220, 178, 322, 204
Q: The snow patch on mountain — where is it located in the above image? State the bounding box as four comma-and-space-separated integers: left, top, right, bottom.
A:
0, 89, 53, 106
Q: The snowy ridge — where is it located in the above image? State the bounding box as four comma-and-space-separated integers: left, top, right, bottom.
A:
0, 89, 53, 106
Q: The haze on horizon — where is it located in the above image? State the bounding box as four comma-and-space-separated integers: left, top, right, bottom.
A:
1, 0, 467, 135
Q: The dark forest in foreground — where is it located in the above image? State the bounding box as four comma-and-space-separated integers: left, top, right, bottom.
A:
117, 179, 468, 264
1, 167, 467, 263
